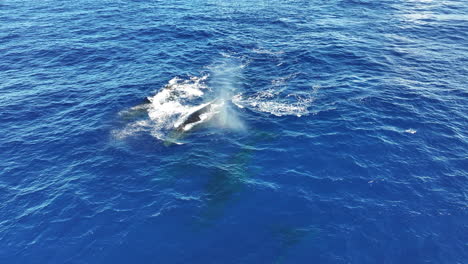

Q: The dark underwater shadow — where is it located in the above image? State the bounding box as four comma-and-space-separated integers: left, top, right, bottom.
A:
191, 130, 278, 228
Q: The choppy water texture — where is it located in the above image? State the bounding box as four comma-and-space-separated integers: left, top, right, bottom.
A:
1, 1, 467, 263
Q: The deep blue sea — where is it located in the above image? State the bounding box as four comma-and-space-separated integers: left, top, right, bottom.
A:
1, 0, 467, 263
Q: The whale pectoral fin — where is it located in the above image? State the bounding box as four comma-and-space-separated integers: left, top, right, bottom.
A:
142, 97, 152, 104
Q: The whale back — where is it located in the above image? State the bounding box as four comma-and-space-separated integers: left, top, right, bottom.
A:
175, 103, 213, 131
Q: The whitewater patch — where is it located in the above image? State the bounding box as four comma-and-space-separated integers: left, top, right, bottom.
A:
114, 75, 214, 141
232, 72, 319, 117
232, 85, 318, 117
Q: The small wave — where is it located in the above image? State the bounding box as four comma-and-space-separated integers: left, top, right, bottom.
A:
252, 48, 284, 55
219, 52, 251, 68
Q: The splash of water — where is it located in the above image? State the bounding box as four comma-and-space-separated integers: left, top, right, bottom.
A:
208, 58, 246, 131
114, 75, 211, 141
114, 59, 247, 142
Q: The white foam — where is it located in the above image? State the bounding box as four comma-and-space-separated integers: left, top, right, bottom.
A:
231, 73, 319, 117
232, 89, 315, 117
148, 77, 210, 137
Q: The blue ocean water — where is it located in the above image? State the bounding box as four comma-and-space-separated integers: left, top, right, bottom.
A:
1, 0, 467, 263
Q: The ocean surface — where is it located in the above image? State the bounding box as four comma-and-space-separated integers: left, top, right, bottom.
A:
1, 0, 467, 263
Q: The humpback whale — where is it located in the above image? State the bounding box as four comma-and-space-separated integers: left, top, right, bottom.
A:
174, 100, 224, 132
